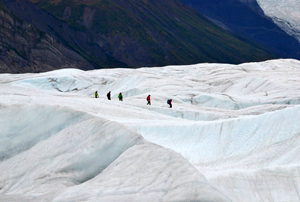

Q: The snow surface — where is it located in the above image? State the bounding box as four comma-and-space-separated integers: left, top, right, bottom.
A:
1, 59, 300, 201
257, 0, 300, 42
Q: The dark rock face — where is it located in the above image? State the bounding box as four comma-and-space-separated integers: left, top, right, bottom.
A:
180, 0, 300, 60
1, 0, 128, 72
0, 1, 95, 73
0, 0, 275, 73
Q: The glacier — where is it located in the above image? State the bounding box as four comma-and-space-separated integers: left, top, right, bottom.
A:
1, 59, 300, 201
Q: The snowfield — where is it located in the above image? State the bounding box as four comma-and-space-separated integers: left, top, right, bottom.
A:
1, 59, 300, 201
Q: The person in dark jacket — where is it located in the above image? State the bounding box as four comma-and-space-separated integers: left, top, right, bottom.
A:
107, 91, 111, 100
147, 95, 151, 105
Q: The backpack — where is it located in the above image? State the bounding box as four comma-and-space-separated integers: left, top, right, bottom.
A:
167, 99, 170, 104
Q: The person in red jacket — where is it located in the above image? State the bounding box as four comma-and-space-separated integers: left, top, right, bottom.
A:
167, 99, 172, 108
147, 95, 151, 105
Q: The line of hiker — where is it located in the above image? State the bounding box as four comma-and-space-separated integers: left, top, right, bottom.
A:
95, 91, 123, 101
95, 91, 172, 108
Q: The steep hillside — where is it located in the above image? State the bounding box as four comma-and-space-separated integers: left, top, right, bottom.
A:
0, 2, 94, 73
27, 0, 274, 66
181, 0, 300, 60
0, 0, 275, 73
256, 0, 300, 43
0, 0, 127, 73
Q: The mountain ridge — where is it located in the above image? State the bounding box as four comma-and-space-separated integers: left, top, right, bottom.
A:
256, 0, 300, 43
180, 0, 300, 60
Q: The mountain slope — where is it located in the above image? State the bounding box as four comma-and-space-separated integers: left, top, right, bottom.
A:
180, 0, 300, 60
0, 1, 94, 73
0, 0, 127, 73
256, 0, 300, 43
24, 0, 274, 66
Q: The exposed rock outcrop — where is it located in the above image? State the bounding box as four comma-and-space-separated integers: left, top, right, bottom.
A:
0, 2, 94, 73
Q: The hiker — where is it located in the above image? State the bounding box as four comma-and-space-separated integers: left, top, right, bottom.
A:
118, 92, 123, 101
147, 95, 151, 105
95, 91, 99, 98
167, 99, 172, 108
107, 91, 111, 100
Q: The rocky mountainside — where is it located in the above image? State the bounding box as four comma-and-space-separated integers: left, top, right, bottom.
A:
0, 0, 274, 73
180, 0, 300, 60
0, 1, 94, 73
